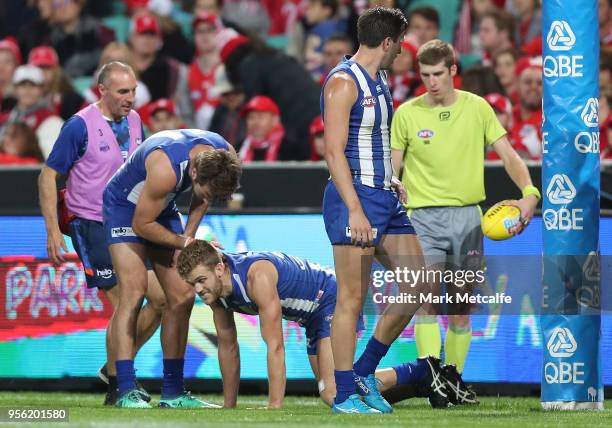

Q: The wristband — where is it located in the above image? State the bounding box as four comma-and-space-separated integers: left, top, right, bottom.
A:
522, 185, 541, 200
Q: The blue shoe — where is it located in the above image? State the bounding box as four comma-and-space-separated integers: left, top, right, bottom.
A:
355, 374, 393, 413
332, 394, 381, 414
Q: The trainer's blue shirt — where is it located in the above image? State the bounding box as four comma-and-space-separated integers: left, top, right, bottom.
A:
104, 129, 229, 214
46, 115, 144, 174
321, 56, 394, 190
219, 251, 336, 325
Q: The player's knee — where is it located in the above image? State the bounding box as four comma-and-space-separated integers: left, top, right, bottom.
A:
147, 292, 167, 314
166, 289, 195, 312
335, 294, 363, 314
448, 314, 471, 329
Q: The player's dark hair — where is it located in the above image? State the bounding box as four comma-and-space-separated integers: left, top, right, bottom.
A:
417, 39, 455, 69
193, 148, 241, 201
409, 6, 439, 28
177, 240, 223, 279
357, 7, 408, 48
96, 61, 135, 86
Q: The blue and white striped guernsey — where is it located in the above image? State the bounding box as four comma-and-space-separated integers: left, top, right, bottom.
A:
321, 56, 393, 189
218, 251, 336, 325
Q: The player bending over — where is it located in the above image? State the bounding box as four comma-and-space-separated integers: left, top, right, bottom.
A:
177, 240, 446, 409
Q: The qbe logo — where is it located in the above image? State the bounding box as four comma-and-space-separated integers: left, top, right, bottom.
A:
546, 174, 576, 204
543, 174, 583, 230
546, 20, 576, 51
543, 20, 583, 78
547, 327, 577, 357
544, 327, 584, 384
575, 98, 600, 154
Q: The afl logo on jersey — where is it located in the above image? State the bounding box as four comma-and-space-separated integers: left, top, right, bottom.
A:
418, 129, 434, 139
361, 96, 377, 107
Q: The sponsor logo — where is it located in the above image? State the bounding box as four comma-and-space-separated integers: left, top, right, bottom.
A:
581, 98, 599, 128
96, 268, 113, 279
361, 96, 377, 107
546, 174, 576, 204
543, 208, 583, 230
418, 129, 434, 139
546, 20, 576, 51
136, 137, 142, 145
439, 111, 450, 121
376, 85, 382, 93
544, 362, 585, 384
547, 327, 577, 357
583, 251, 600, 282
111, 227, 136, 237
99, 144, 110, 152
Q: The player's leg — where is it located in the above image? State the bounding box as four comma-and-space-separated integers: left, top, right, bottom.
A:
145, 212, 219, 408
322, 181, 380, 413
330, 244, 377, 411
134, 271, 165, 351
108, 241, 151, 408
440, 206, 482, 405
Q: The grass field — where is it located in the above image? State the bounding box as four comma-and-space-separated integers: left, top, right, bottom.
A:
0, 393, 611, 427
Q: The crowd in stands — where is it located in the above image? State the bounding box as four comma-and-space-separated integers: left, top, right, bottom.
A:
0, 0, 610, 165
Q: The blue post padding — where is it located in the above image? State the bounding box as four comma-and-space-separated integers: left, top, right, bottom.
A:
541, 0, 602, 409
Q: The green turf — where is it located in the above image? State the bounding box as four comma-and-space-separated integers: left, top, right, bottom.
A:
0, 393, 610, 427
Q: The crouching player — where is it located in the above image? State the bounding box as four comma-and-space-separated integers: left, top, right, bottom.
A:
177, 239, 445, 409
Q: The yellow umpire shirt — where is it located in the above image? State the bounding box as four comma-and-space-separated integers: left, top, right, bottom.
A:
391, 90, 507, 209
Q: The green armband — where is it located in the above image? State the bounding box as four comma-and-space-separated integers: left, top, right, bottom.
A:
522, 185, 541, 200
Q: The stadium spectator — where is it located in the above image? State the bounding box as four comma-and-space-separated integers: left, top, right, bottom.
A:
493, 47, 521, 104
478, 9, 515, 66
460, 65, 504, 97
302, 0, 347, 81
17, 0, 55, 57
319, 34, 353, 85
600, 89, 612, 160
601, 0, 612, 46
309, 115, 324, 160
0, 64, 63, 159
0, 122, 43, 164
128, 12, 192, 121
484, 92, 531, 160
510, 56, 542, 160
126, 0, 195, 64
388, 35, 419, 108
219, 28, 320, 160
0, 37, 20, 114
49, 0, 116, 77
188, 13, 221, 131
509, 0, 541, 49
600, 48, 611, 93
28, 45, 84, 121
407, 6, 440, 45
193, 0, 222, 16
141, 98, 185, 133
84, 42, 152, 110
209, 65, 247, 150
221, 0, 271, 37
240, 95, 297, 162
453, 0, 498, 56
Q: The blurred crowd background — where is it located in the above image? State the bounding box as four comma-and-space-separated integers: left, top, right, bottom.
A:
0, 0, 609, 166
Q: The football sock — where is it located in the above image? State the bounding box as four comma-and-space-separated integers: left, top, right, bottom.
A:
115, 360, 136, 397
414, 316, 441, 358
393, 358, 427, 385
354, 336, 390, 377
334, 370, 356, 404
161, 358, 185, 399
444, 324, 472, 373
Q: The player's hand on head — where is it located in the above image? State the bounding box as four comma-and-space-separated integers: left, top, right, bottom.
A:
209, 239, 224, 249
47, 228, 68, 265
391, 176, 408, 204
349, 208, 374, 247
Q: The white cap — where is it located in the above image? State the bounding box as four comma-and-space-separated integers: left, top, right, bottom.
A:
210, 65, 234, 97
13, 64, 44, 85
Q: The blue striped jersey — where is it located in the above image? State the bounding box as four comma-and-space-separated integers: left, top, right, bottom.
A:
219, 251, 336, 325
321, 56, 394, 189
105, 129, 229, 214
